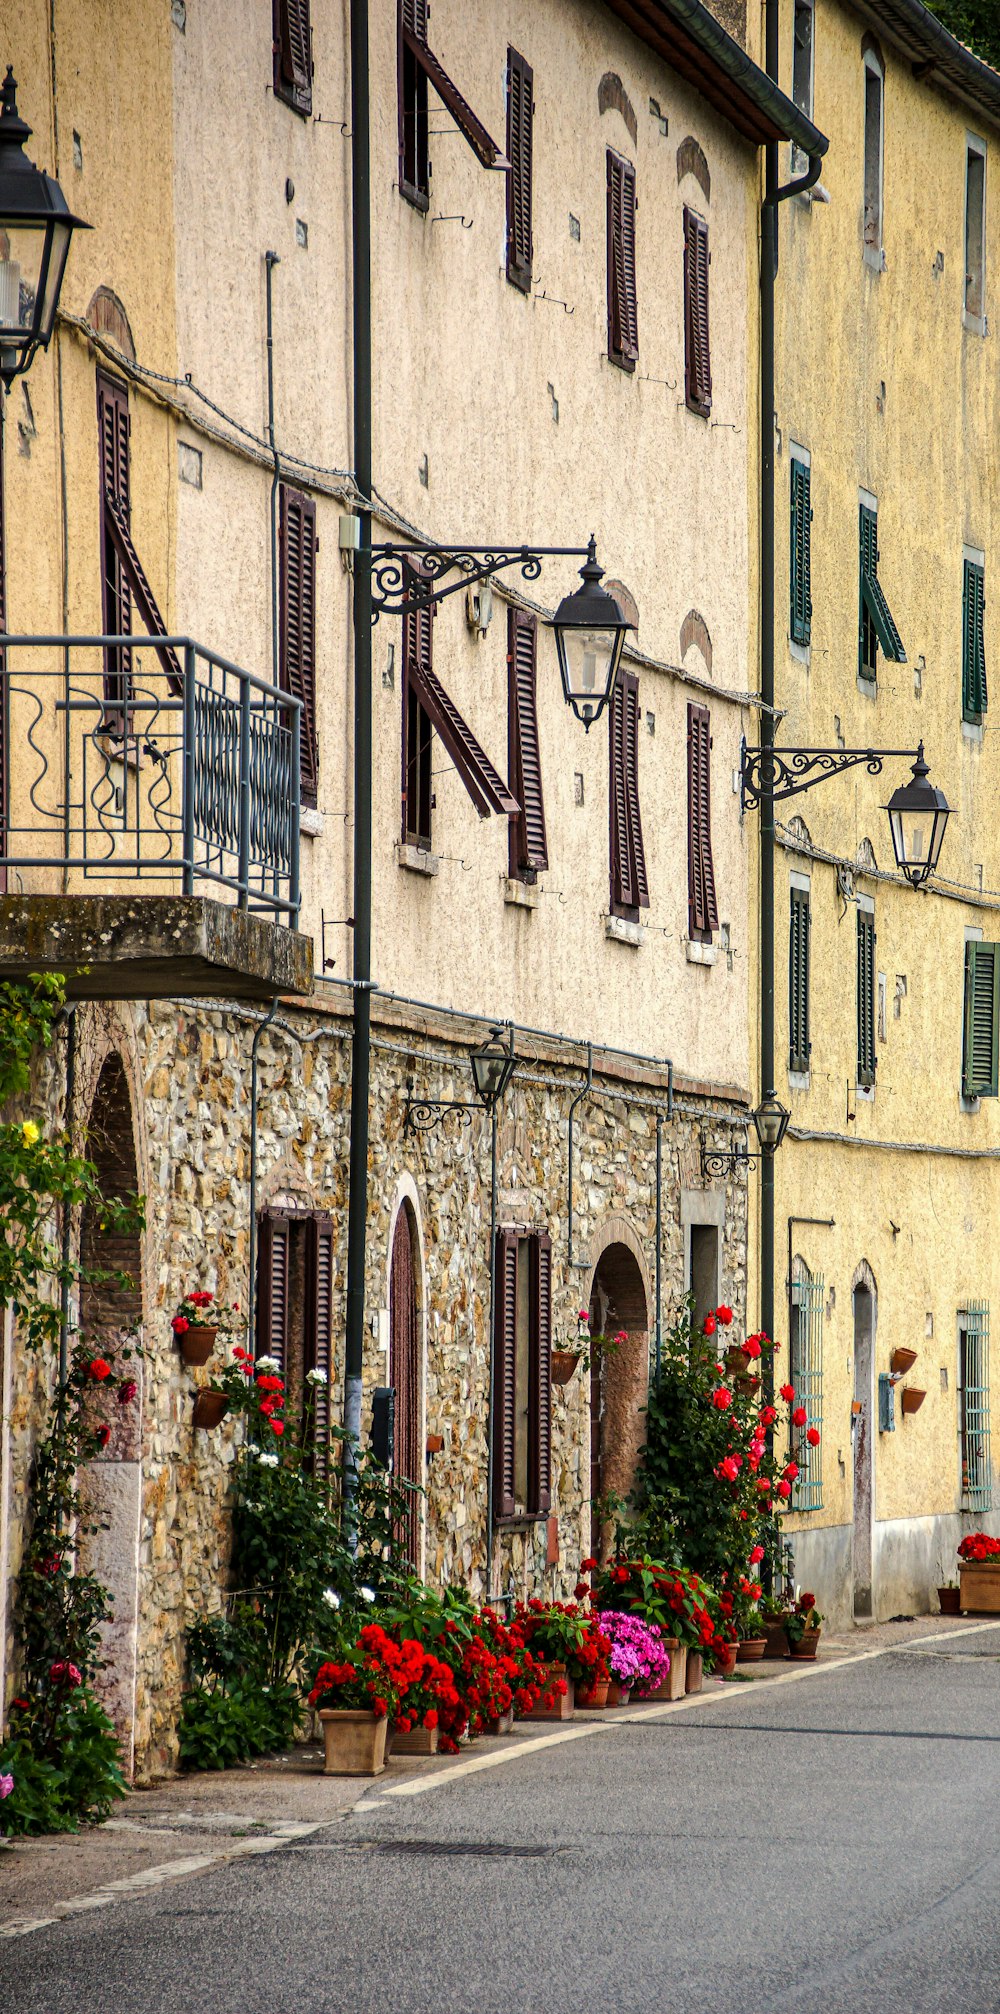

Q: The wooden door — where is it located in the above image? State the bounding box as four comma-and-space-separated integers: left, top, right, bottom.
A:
390, 1206, 420, 1567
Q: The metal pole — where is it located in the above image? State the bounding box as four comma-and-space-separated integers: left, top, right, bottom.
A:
247, 997, 281, 1356
237, 673, 250, 911
343, 0, 373, 1522
265, 251, 281, 690
760, 0, 779, 1356
181, 642, 196, 897
486, 1103, 498, 1598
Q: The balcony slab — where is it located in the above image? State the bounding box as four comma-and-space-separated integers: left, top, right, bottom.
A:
0, 896, 313, 1002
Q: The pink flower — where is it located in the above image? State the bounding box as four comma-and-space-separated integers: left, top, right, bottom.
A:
118, 1379, 138, 1407
0, 1773, 13, 1800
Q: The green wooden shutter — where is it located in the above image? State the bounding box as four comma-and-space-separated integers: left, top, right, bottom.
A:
859, 501, 906, 668
963, 558, 987, 722
790, 1273, 824, 1510
963, 940, 1000, 1097
789, 885, 811, 1073
790, 459, 812, 646
857, 909, 876, 1087
961, 1302, 992, 1511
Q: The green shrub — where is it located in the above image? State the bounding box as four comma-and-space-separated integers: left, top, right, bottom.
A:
0, 1685, 125, 1836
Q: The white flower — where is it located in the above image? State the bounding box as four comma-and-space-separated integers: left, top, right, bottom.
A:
246, 1443, 260, 1457
306, 1367, 328, 1387
257, 1451, 279, 1469
256, 1355, 280, 1373
322, 1589, 341, 1610
360, 1585, 375, 1604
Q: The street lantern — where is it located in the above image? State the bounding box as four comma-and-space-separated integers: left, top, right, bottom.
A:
552, 536, 632, 730
470, 1028, 517, 1110
884, 742, 951, 888
0, 68, 88, 391
752, 1089, 790, 1157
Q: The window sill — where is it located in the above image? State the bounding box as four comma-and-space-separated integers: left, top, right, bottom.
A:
685, 938, 717, 966
300, 807, 324, 838
493, 1513, 547, 1532
962, 718, 985, 745
504, 877, 540, 910
857, 671, 877, 698
788, 1069, 810, 1093
856, 1083, 875, 1103
396, 842, 439, 877
605, 914, 644, 947
961, 1094, 982, 1114
789, 637, 811, 667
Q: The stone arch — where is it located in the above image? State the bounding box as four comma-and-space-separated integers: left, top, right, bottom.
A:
85, 286, 136, 363
605, 577, 639, 634
597, 71, 637, 146
787, 813, 813, 850
586, 1221, 650, 1554
857, 836, 878, 874
676, 135, 711, 204
852, 1257, 878, 1299
387, 1178, 427, 1575
680, 608, 713, 677
78, 1051, 144, 1779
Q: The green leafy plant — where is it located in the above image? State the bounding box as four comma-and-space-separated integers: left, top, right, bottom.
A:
923, 1, 1000, 69
0, 1684, 125, 1836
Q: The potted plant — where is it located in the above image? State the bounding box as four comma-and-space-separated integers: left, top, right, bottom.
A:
307, 1650, 396, 1776
785, 1594, 823, 1659
957, 1533, 1000, 1613
172, 1289, 238, 1367
516, 1601, 595, 1720
587, 1555, 719, 1700
598, 1610, 669, 1704
390, 1640, 461, 1756
759, 1594, 792, 1658
938, 1578, 961, 1616
733, 1577, 767, 1660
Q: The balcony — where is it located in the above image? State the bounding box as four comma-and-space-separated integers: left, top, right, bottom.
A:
0, 636, 312, 1000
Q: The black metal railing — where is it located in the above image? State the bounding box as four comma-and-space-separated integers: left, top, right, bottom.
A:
0, 637, 301, 921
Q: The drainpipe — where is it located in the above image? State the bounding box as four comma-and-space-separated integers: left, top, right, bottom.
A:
343, 0, 373, 1524
485, 1102, 498, 1597
264, 251, 281, 688
655, 1114, 663, 1379
247, 997, 281, 1354
57, 1005, 77, 1405
566, 1044, 593, 1276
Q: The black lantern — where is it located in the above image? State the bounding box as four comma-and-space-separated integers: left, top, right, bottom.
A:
884, 742, 951, 888
752, 1089, 790, 1157
470, 1028, 516, 1110
552, 536, 632, 729
0, 69, 88, 391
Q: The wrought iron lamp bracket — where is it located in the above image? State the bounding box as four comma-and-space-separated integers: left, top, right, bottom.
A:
402, 1078, 481, 1137
740, 740, 919, 813
700, 1131, 758, 1179
368, 542, 589, 622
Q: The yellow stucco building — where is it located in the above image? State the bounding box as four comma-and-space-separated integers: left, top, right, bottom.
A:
767, 0, 1000, 1622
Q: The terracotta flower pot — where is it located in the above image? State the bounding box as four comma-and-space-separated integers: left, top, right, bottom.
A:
180, 1324, 217, 1367
606, 1680, 632, 1707
938, 1585, 961, 1615
484, 1708, 514, 1736
890, 1347, 918, 1375
550, 1350, 582, 1387
763, 1622, 790, 1658
389, 1721, 439, 1756
319, 1708, 388, 1776
737, 1636, 767, 1662
713, 1642, 739, 1678
525, 1662, 574, 1721
576, 1677, 610, 1709
191, 1389, 229, 1430
642, 1640, 686, 1701
725, 1345, 750, 1375
685, 1651, 704, 1694
901, 1387, 926, 1415
959, 1561, 1000, 1613
788, 1628, 822, 1660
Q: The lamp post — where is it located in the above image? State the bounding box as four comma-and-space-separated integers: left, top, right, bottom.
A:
0, 68, 88, 390
403, 1026, 517, 1135
740, 738, 951, 891
700, 1090, 791, 1178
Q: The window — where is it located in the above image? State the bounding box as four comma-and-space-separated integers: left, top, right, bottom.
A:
278, 484, 319, 809
609, 668, 648, 919
273, 0, 312, 117
493, 1229, 551, 1520
607, 150, 638, 371
790, 1268, 824, 1510
789, 882, 811, 1074
689, 1224, 719, 1329
862, 46, 884, 258
859, 499, 905, 681
791, 0, 814, 170
507, 607, 547, 879
857, 904, 876, 1088
963, 555, 987, 723
965, 139, 986, 323
97, 370, 181, 714
960, 1302, 992, 1510
963, 940, 999, 1098
256, 1210, 334, 1476
790, 456, 812, 646
506, 48, 533, 293
683, 206, 711, 416
398, 0, 506, 212
401, 564, 518, 851
687, 701, 718, 942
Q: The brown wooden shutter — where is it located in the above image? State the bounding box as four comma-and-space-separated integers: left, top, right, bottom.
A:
607, 150, 638, 369
529, 1231, 552, 1516
273, 0, 312, 116
278, 483, 319, 808
97, 371, 132, 706
402, 18, 507, 170
683, 207, 712, 417
508, 607, 547, 876
104, 497, 182, 692
687, 701, 718, 939
493, 1230, 518, 1520
403, 575, 519, 821
402, 0, 428, 39
305, 1213, 334, 1479
610, 669, 647, 915
256, 1212, 291, 1372
622, 670, 648, 909
506, 49, 533, 293
402, 592, 434, 846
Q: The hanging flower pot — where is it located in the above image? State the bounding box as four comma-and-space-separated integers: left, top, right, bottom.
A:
180, 1325, 218, 1367
319, 1709, 387, 1776
551, 1350, 583, 1387
191, 1389, 229, 1430
901, 1387, 926, 1415
890, 1347, 918, 1375
726, 1345, 751, 1375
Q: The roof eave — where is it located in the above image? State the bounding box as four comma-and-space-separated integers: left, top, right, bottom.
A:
603, 0, 829, 155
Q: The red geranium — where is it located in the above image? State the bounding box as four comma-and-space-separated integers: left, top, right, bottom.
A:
171, 1316, 189, 1335
715, 1305, 734, 1326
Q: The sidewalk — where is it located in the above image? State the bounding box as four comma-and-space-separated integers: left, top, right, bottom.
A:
3, 1612, 995, 1939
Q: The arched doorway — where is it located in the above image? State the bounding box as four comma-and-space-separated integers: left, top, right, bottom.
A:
389, 1202, 422, 1569
852, 1266, 877, 1618
78, 1053, 144, 1776
588, 1238, 649, 1558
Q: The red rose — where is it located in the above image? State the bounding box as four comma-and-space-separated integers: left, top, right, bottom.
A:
95, 1423, 111, 1448
777, 1479, 792, 1499
711, 1387, 732, 1411
784, 1461, 799, 1481
792, 1406, 808, 1427
574, 1581, 589, 1600
703, 1315, 717, 1335
580, 1556, 598, 1572
88, 1357, 112, 1381
171, 1316, 189, 1336
779, 1383, 795, 1403
760, 1405, 778, 1426
269, 1418, 284, 1435
118, 1379, 138, 1407
715, 1305, 734, 1326
749, 1545, 764, 1565
806, 1426, 821, 1447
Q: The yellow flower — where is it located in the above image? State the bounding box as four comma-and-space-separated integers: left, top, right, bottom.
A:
20, 1120, 40, 1148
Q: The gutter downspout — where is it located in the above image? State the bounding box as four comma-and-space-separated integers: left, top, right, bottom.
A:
58, 1004, 77, 1404
344, 0, 373, 1525
248, 997, 281, 1354
567, 1044, 593, 1275
265, 252, 281, 688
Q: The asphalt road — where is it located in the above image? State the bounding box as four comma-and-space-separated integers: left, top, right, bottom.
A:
6, 1630, 1000, 2013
